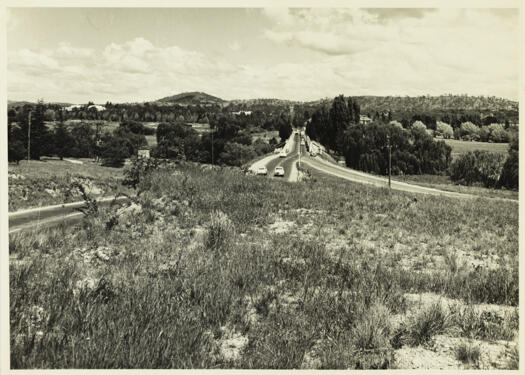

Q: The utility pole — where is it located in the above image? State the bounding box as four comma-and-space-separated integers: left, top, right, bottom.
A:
387, 134, 391, 188
211, 124, 214, 165
299, 133, 301, 167
27, 111, 32, 163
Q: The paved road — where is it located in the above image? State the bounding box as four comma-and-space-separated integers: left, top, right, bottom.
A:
264, 132, 300, 182
250, 131, 517, 202
9, 196, 129, 234
249, 132, 300, 182
302, 153, 518, 202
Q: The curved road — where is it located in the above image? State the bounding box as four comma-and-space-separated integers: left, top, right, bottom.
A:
250, 132, 517, 202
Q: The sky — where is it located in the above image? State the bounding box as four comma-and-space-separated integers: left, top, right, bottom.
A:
6, 7, 519, 103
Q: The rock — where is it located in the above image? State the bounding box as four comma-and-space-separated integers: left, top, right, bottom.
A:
45, 188, 58, 197
117, 203, 143, 217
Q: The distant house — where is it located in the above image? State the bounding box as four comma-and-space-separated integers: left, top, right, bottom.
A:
138, 147, 150, 159
64, 104, 106, 112
232, 111, 252, 116
359, 115, 372, 125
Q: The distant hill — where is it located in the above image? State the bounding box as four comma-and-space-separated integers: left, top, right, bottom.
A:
8, 100, 73, 109
155, 92, 226, 106
304, 95, 518, 122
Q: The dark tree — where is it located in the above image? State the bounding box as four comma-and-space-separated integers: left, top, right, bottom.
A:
54, 121, 73, 160
278, 119, 292, 142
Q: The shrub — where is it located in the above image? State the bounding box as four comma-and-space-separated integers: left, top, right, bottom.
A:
123, 156, 163, 189
205, 211, 235, 251
454, 341, 480, 367
403, 302, 449, 346
352, 303, 392, 351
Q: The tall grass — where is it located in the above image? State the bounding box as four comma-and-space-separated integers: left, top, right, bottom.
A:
10, 163, 518, 368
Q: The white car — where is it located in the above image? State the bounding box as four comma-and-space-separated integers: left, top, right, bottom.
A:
256, 166, 268, 176
274, 166, 285, 177
279, 150, 287, 158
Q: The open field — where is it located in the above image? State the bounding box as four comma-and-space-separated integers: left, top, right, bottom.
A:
8, 158, 128, 211
10, 163, 518, 369
250, 130, 279, 143
443, 139, 509, 159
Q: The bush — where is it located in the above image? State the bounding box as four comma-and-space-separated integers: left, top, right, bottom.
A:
205, 211, 235, 251
403, 302, 449, 347
454, 341, 480, 367
123, 156, 163, 189
352, 303, 392, 351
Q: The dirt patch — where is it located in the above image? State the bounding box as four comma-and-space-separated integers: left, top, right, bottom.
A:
218, 325, 249, 362
403, 292, 517, 317
268, 218, 295, 234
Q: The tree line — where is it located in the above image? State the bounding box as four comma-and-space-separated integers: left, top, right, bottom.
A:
306, 95, 452, 175
7, 101, 291, 168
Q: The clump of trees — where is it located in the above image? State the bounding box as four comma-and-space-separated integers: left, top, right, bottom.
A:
450, 128, 518, 189
450, 151, 506, 188
306, 95, 452, 176
341, 123, 451, 175
151, 115, 275, 167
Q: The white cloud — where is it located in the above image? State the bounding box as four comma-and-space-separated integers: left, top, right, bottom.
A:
228, 41, 241, 51
260, 8, 518, 99
6, 6, 519, 106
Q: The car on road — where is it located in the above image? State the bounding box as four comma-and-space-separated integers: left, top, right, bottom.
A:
256, 166, 268, 176
279, 150, 287, 158
301, 140, 305, 146
274, 166, 285, 177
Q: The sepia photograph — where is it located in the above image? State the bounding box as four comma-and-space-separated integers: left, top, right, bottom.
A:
3, 1, 521, 371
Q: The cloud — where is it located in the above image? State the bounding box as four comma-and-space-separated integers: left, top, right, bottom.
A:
6, 9, 519, 106
228, 41, 241, 51
363, 8, 436, 22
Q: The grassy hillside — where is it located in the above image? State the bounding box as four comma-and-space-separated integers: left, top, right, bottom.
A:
10, 163, 518, 369
8, 159, 128, 211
